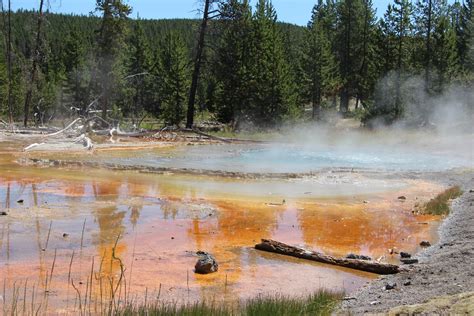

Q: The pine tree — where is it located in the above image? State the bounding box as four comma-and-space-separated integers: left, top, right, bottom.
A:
159, 32, 190, 127
95, 0, 132, 120
122, 18, 154, 126
215, 0, 254, 125
379, 0, 413, 117
303, 0, 339, 119
433, 15, 460, 89
415, 0, 448, 88
251, 0, 297, 127
336, 0, 372, 113
456, 0, 472, 71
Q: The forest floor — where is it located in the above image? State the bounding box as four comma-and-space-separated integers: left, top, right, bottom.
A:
338, 171, 474, 314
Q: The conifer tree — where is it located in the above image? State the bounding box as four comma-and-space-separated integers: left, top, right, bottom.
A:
95, 0, 131, 120
433, 15, 460, 89
159, 32, 190, 127
215, 0, 254, 125
122, 18, 154, 125
252, 0, 297, 126
336, 0, 372, 113
303, 0, 339, 119
415, 0, 448, 89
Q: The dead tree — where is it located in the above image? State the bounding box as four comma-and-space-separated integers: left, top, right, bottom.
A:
23, 0, 45, 127
186, 0, 221, 128
255, 239, 400, 275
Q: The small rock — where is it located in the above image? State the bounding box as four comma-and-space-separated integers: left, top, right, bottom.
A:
194, 251, 218, 274
398, 196, 407, 200
420, 241, 431, 247
385, 282, 397, 290
400, 252, 411, 258
370, 300, 381, 305
0, 211, 7, 216
17, 199, 24, 204
403, 281, 412, 286
469, 189, 474, 193
363, 200, 369, 204
171, 237, 175, 240
62, 233, 69, 238
401, 258, 419, 264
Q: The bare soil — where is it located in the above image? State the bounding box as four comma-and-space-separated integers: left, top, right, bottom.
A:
338, 171, 474, 314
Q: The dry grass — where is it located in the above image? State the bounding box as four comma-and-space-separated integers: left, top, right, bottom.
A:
422, 186, 463, 215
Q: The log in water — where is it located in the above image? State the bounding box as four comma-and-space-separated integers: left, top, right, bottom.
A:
255, 239, 400, 275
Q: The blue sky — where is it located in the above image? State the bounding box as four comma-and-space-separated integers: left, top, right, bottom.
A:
10, 0, 391, 26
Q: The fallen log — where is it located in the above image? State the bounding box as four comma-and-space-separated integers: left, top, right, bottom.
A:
181, 128, 232, 143
43, 118, 83, 137
255, 239, 399, 275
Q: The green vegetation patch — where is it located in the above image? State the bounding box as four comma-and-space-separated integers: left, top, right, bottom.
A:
422, 186, 463, 215
115, 291, 341, 316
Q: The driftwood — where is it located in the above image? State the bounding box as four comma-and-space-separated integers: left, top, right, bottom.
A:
255, 239, 399, 275
43, 118, 83, 137
181, 128, 231, 143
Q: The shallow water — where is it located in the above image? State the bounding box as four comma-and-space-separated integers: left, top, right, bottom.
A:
0, 137, 459, 313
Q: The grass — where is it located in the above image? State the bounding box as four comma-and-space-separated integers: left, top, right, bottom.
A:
114, 291, 342, 316
422, 186, 463, 215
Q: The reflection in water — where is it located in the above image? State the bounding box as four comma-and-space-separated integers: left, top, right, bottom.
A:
0, 151, 445, 312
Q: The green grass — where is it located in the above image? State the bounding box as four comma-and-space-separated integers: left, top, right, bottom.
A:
422, 186, 463, 215
114, 291, 342, 316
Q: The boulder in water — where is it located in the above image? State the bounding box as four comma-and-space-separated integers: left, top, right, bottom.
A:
195, 251, 218, 274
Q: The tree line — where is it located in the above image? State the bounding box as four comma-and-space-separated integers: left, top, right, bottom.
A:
0, 0, 472, 129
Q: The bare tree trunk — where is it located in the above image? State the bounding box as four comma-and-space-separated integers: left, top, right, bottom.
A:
255, 239, 400, 274
23, 0, 45, 127
186, 0, 211, 129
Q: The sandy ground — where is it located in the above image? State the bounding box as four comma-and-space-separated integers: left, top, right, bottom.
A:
338, 171, 474, 314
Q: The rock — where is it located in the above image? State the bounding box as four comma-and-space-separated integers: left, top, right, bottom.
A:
420, 241, 431, 247
194, 251, 218, 274
0, 211, 7, 216
385, 282, 397, 290
346, 253, 372, 261
17, 199, 24, 204
401, 258, 419, 264
403, 281, 412, 286
400, 252, 411, 258
370, 300, 381, 305
398, 196, 407, 200
62, 233, 69, 238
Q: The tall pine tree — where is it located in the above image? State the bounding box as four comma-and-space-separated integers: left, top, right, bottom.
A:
159, 32, 190, 127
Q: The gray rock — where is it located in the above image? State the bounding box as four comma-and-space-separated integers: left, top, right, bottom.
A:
194, 251, 218, 274
385, 282, 397, 290
400, 252, 411, 258
0, 211, 7, 216
420, 241, 431, 247
401, 258, 419, 264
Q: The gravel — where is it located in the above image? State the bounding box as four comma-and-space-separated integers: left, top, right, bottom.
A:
337, 171, 474, 314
